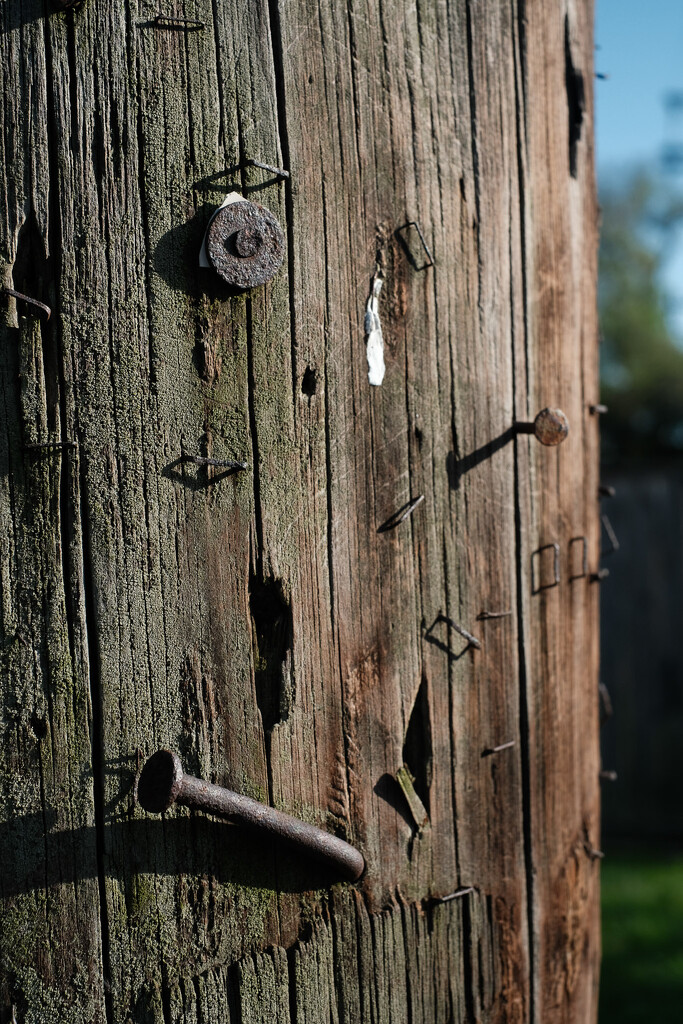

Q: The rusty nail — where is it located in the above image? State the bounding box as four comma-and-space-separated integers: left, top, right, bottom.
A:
438, 887, 474, 902
185, 455, 247, 471
569, 535, 588, 581
397, 494, 425, 523
590, 403, 608, 415
532, 541, 561, 593
599, 682, 613, 723
599, 484, 616, 498
600, 770, 618, 782
601, 513, 620, 555
152, 14, 205, 29
136, 749, 365, 881
397, 220, 434, 270
245, 158, 290, 180
3, 287, 51, 320
206, 199, 285, 289
25, 440, 77, 453
378, 495, 425, 533
477, 609, 512, 620
516, 408, 569, 446
590, 568, 609, 583
447, 619, 481, 650
482, 740, 516, 756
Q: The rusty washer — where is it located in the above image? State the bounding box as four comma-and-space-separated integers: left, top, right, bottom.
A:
206, 200, 285, 289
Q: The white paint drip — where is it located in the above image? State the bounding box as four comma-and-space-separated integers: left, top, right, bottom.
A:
364, 271, 385, 386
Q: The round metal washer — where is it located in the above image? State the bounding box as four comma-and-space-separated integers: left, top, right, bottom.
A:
206, 200, 285, 289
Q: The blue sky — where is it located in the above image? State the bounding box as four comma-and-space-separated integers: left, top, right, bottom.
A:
596, 0, 683, 171
596, 0, 683, 334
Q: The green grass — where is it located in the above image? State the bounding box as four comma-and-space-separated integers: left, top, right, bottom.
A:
600, 848, 683, 1023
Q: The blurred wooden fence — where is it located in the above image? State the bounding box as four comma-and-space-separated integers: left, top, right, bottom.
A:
601, 466, 683, 840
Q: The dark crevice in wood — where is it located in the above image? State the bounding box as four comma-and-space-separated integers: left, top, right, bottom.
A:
133, 45, 156, 391
460, 892, 478, 1024
209, 0, 227, 153
249, 573, 293, 734
75, 461, 115, 1024
45, 18, 114, 1024
265, 0, 298, 410
398, 902, 415, 1024
286, 943, 298, 1024
245, 293, 265, 564
564, 15, 585, 180
402, 675, 432, 814
301, 365, 317, 397
464, 0, 483, 302
511, 0, 531, 415
513, 438, 537, 1024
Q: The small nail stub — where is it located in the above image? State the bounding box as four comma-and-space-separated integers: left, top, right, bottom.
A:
600, 770, 618, 782
482, 740, 516, 756
437, 887, 474, 903
516, 408, 570, 446
136, 750, 365, 881
590, 403, 608, 415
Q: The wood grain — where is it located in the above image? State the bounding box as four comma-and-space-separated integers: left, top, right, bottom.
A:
0, 0, 599, 1020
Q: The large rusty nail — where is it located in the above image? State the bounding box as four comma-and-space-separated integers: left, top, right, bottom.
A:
206, 199, 285, 289
516, 408, 569, 446
3, 287, 51, 320
136, 750, 365, 881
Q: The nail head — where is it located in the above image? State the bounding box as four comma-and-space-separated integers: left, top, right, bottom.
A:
534, 408, 570, 446
136, 749, 184, 813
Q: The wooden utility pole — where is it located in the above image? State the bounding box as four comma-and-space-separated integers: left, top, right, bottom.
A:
0, 1, 600, 1021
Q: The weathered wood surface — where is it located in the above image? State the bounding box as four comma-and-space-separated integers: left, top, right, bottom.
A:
0, 0, 599, 1022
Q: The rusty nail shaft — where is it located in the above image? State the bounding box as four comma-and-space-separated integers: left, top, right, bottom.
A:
449, 620, 481, 650
245, 158, 290, 180
3, 287, 51, 320
25, 440, 77, 452
438, 887, 474, 902
482, 740, 516, 757
153, 14, 205, 29
396, 494, 425, 524
186, 455, 247, 471
136, 750, 365, 881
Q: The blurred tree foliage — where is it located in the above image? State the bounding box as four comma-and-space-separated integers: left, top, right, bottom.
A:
599, 171, 683, 464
